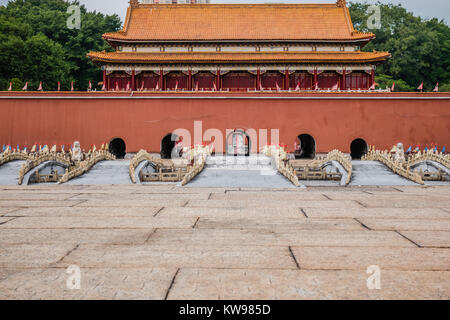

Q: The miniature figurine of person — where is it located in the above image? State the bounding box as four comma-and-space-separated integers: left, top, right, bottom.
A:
394, 142, 405, 162
71, 141, 83, 162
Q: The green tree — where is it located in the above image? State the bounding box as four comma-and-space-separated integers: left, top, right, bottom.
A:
439, 83, 450, 92
375, 74, 413, 92
10, 78, 24, 91
0, 0, 121, 90
349, 2, 450, 91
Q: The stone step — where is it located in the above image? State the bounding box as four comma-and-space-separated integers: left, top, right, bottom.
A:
66, 160, 131, 185
205, 155, 273, 170
187, 155, 296, 188
349, 160, 417, 186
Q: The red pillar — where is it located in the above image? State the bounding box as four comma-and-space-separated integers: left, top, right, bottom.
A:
107, 73, 110, 91
342, 69, 346, 91
217, 69, 221, 91
314, 69, 318, 89
102, 69, 106, 91
131, 70, 136, 91
159, 68, 164, 91
284, 69, 289, 90
370, 68, 375, 89
256, 69, 261, 90
188, 70, 192, 91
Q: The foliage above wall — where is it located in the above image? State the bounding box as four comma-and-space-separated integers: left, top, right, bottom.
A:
349, 1, 450, 91
0, 1, 448, 92
0, 0, 121, 91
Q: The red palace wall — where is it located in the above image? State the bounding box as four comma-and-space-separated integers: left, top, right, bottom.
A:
0, 92, 449, 153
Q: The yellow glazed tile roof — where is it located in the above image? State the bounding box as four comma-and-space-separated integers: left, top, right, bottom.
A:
103, 4, 375, 42
87, 51, 390, 64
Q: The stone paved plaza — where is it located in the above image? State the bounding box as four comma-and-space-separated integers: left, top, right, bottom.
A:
0, 184, 449, 299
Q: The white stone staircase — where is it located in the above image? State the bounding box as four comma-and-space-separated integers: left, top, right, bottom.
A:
185, 154, 296, 188
349, 160, 417, 186
66, 160, 131, 185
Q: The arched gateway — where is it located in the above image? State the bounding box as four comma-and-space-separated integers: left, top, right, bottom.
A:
226, 130, 251, 156
108, 138, 126, 159
295, 134, 316, 159
161, 133, 180, 159
350, 138, 368, 159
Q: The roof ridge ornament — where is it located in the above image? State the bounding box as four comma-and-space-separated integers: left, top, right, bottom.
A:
129, 0, 139, 8
336, 0, 347, 8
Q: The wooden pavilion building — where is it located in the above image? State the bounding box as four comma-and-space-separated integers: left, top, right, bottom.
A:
88, 0, 390, 92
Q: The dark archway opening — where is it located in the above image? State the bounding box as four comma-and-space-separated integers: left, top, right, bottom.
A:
161, 133, 178, 159
350, 138, 368, 159
226, 130, 251, 156
295, 134, 316, 159
109, 138, 126, 159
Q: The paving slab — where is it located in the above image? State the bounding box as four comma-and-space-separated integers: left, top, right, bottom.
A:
69, 193, 210, 200
400, 231, 450, 248
321, 192, 450, 202
0, 200, 83, 208
158, 206, 303, 219
0, 217, 15, 225
303, 208, 450, 219
0, 267, 176, 300
358, 218, 450, 231
0, 184, 448, 299
0, 192, 78, 200
0, 207, 22, 216
357, 198, 450, 208
0, 216, 197, 229
0, 244, 77, 268
210, 192, 328, 201
146, 228, 414, 248
58, 244, 297, 270
291, 247, 450, 271
77, 199, 188, 207
0, 228, 153, 245
187, 199, 362, 208
167, 269, 450, 300
195, 217, 365, 231
393, 186, 450, 196
4, 206, 162, 217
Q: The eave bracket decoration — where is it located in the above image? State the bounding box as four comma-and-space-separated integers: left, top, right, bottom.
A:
336, 0, 347, 8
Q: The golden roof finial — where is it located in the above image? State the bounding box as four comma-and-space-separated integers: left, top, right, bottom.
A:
336, 0, 347, 8
129, 0, 139, 8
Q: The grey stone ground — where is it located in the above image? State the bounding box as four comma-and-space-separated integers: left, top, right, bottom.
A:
66, 160, 131, 185
0, 161, 24, 185
349, 161, 418, 186
187, 155, 295, 188
0, 184, 448, 299
0, 156, 447, 187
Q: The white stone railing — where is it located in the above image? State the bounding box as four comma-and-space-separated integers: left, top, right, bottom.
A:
262, 145, 300, 187
363, 148, 424, 185
325, 149, 353, 185
0, 150, 30, 166
18, 152, 72, 185
405, 150, 449, 170
130, 144, 213, 185
180, 144, 213, 186
129, 150, 164, 184
58, 149, 116, 184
